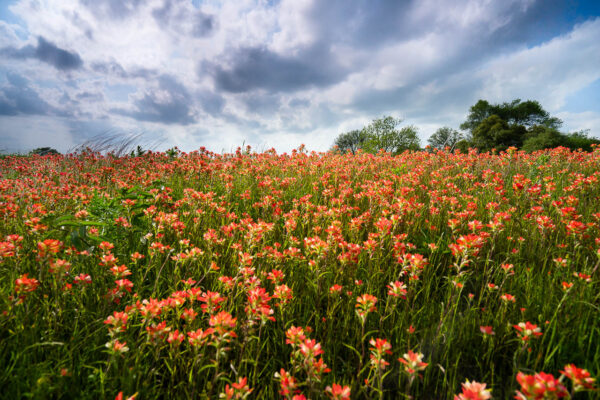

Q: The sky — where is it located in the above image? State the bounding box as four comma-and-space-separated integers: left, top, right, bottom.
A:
0, 0, 599, 154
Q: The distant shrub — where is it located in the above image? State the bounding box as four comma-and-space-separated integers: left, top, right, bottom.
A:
30, 147, 60, 156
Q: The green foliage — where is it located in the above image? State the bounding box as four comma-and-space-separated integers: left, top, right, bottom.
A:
165, 147, 180, 158
333, 116, 420, 155
460, 99, 561, 135
453, 139, 471, 153
521, 126, 564, 152
561, 130, 600, 152
362, 116, 420, 154
30, 147, 60, 156
333, 129, 369, 154
458, 99, 600, 153
130, 145, 147, 157
471, 115, 527, 152
520, 127, 600, 153
427, 126, 464, 150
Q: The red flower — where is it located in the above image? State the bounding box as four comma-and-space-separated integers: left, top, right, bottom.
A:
387, 281, 407, 298
369, 338, 392, 370
560, 364, 596, 392
274, 368, 297, 397
479, 326, 495, 336
513, 321, 542, 342
329, 284, 343, 294
325, 383, 351, 400
399, 350, 428, 375
220, 377, 252, 400
187, 328, 214, 346
15, 273, 40, 295
515, 371, 568, 399
454, 380, 491, 400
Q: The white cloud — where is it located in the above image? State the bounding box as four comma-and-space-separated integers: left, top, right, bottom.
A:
1, 0, 599, 153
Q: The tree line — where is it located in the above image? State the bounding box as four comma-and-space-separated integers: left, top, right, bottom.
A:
333, 99, 599, 154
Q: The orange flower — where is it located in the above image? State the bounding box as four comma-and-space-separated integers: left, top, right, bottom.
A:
355, 293, 377, 324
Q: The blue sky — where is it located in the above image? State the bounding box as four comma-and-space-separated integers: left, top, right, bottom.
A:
0, 0, 599, 153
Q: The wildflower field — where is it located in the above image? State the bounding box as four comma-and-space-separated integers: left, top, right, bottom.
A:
1, 146, 599, 399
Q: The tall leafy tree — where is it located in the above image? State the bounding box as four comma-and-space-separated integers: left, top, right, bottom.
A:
460, 99, 562, 135
332, 116, 420, 155
461, 99, 566, 152
471, 115, 527, 152
361, 116, 420, 154
333, 129, 369, 154
427, 127, 463, 150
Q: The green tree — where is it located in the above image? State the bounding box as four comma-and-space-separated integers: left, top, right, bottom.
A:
333, 129, 369, 154
361, 116, 420, 154
332, 116, 420, 155
427, 126, 463, 150
471, 115, 527, 152
460, 99, 561, 135
460, 99, 569, 152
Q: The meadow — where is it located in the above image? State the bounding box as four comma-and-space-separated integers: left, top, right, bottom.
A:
0, 146, 598, 399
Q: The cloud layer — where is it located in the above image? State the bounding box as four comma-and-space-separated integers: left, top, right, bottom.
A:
0, 0, 598, 153
1, 36, 83, 70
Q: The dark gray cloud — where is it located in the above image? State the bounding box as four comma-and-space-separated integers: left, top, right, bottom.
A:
151, 1, 173, 26
196, 90, 225, 116
1, 37, 83, 71
191, 15, 215, 38
297, 1, 586, 123
64, 10, 95, 40
113, 74, 196, 125
241, 92, 281, 114
91, 61, 157, 79
487, 1, 587, 47
304, 1, 567, 51
79, 0, 143, 19
210, 46, 344, 93
75, 91, 105, 102
152, 0, 215, 37
35, 37, 83, 70
351, 77, 482, 123
305, 0, 422, 49
204, 1, 569, 98
0, 73, 56, 116
288, 98, 310, 108
91, 60, 127, 77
